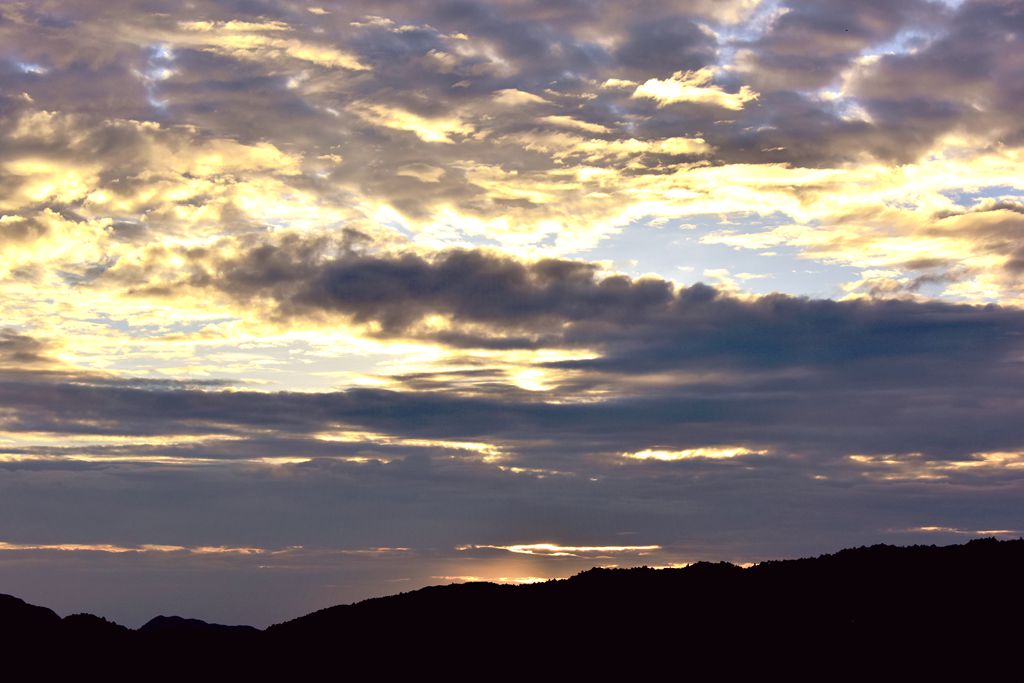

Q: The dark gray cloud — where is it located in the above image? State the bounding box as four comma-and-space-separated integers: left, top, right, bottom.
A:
614, 15, 716, 76
739, 0, 942, 91
692, 0, 1024, 166
0, 329, 50, 366
851, 0, 1024, 146
141, 241, 1024, 374
28, 242, 1024, 465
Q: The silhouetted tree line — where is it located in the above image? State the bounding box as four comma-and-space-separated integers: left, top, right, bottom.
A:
2, 538, 1021, 678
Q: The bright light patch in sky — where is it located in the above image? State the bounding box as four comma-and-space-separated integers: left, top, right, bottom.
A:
624, 447, 767, 461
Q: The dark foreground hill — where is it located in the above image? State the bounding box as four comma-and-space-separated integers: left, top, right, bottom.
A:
3, 538, 1022, 677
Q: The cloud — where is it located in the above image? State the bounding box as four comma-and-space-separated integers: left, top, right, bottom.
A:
9, 245, 1024, 469
613, 15, 717, 75
352, 103, 475, 143
538, 115, 612, 134
624, 447, 767, 461
113, 238, 1024, 372
632, 68, 759, 109
0, 329, 51, 367
175, 19, 370, 71
492, 88, 548, 106
0, 540, 271, 555
396, 163, 446, 183
736, 0, 940, 91
457, 543, 662, 557
848, 0, 1024, 144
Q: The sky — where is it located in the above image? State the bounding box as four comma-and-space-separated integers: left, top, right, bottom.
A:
0, 0, 1022, 628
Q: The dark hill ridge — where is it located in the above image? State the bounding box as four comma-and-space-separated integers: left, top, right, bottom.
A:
140, 614, 260, 636
2, 538, 1022, 676
0, 593, 61, 630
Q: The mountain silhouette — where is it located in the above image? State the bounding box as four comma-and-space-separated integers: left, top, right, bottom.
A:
0, 593, 61, 631
140, 614, 259, 636
2, 538, 1021, 677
